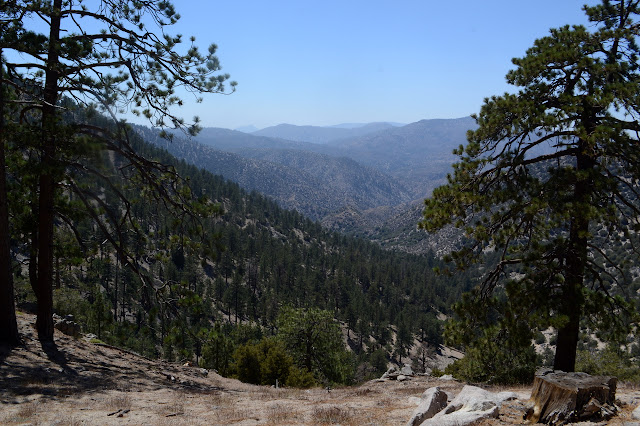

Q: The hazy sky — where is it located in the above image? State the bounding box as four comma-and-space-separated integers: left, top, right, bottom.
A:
145, 1, 593, 130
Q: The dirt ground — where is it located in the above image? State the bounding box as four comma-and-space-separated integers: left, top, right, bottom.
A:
2, 312, 640, 425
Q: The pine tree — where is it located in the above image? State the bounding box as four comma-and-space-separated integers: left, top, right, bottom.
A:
421, 0, 640, 373
1, 0, 235, 341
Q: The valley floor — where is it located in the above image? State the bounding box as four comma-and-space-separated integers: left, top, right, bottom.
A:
2, 313, 640, 425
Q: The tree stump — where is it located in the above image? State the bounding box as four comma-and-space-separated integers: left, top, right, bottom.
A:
524, 371, 617, 424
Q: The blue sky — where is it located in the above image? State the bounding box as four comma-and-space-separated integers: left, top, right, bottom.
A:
140, 1, 592, 129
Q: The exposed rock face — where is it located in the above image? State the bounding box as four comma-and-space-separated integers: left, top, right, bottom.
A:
406, 386, 449, 426
381, 364, 415, 381
400, 365, 415, 376
53, 314, 81, 337
418, 385, 517, 426
524, 371, 617, 424
633, 403, 640, 420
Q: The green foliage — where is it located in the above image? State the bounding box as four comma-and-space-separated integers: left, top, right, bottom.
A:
233, 343, 262, 384
277, 306, 354, 385
444, 292, 537, 384
576, 345, 640, 383
420, 0, 640, 372
200, 323, 235, 377
284, 365, 317, 388
444, 326, 536, 385
231, 338, 303, 386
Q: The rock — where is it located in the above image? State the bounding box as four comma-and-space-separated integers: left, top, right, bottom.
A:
400, 364, 415, 376
439, 374, 455, 381
442, 385, 516, 414
524, 371, 617, 424
406, 386, 448, 426
199, 368, 209, 377
54, 316, 81, 337
381, 366, 398, 380
397, 375, 408, 382
633, 403, 640, 420
408, 396, 422, 405
419, 385, 516, 426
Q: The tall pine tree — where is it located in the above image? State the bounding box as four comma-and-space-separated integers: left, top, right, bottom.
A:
421, 0, 640, 373
1, 0, 235, 342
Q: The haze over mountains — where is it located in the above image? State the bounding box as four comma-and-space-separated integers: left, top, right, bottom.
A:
251, 122, 402, 144
147, 117, 476, 252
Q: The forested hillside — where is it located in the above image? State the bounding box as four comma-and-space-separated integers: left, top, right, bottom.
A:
150, 118, 476, 249
12, 125, 473, 383
139, 126, 413, 221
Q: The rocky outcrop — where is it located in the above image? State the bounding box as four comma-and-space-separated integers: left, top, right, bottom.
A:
406, 386, 449, 426
381, 364, 415, 381
53, 314, 81, 337
413, 385, 517, 426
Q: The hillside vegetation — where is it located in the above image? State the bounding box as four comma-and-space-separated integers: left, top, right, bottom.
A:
155, 118, 476, 251
13, 126, 473, 384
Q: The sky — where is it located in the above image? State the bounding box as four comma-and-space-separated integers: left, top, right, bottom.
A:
37, 1, 597, 130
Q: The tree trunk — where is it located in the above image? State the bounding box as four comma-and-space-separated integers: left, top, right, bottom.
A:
35, 172, 56, 341
0, 49, 20, 345
525, 371, 617, 424
553, 146, 594, 372
35, 0, 62, 342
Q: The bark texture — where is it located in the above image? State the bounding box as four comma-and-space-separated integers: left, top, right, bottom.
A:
525, 371, 617, 424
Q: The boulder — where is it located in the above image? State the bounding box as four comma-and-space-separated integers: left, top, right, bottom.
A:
381, 366, 398, 380
53, 314, 81, 337
381, 365, 415, 381
400, 364, 415, 376
419, 385, 516, 426
633, 403, 640, 420
524, 371, 617, 424
406, 386, 448, 426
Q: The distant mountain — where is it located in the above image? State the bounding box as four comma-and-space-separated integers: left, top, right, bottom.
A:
328, 117, 476, 198
155, 117, 477, 252
138, 127, 412, 220
251, 122, 397, 144
192, 127, 315, 151
234, 125, 259, 133
330, 122, 405, 129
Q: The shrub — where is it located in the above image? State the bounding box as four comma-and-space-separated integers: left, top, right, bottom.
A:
576, 346, 640, 382
445, 324, 536, 385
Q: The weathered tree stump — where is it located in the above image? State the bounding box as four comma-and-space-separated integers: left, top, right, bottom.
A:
524, 371, 617, 424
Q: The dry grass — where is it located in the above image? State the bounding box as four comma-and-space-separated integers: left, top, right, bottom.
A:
208, 390, 233, 407
1, 402, 40, 425
207, 391, 256, 423
350, 386, 378, 397
155, 392, 186, 417
103, 392, 132, 411
310, 405, 355, 425
51, 414, 82, 426
392, 385, 427, 396
212, 407, 253, 423
376, 396, 395, 407
255, 386, 306, 401
265, 402, 302, 424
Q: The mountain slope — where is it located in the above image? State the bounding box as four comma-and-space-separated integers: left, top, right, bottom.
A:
329, 117, 476, 198
252, 122, 397, 144
138, 127, 413, 220
160, 117, 477, 249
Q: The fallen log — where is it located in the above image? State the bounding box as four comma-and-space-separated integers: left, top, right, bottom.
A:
524, 371, 617, 424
